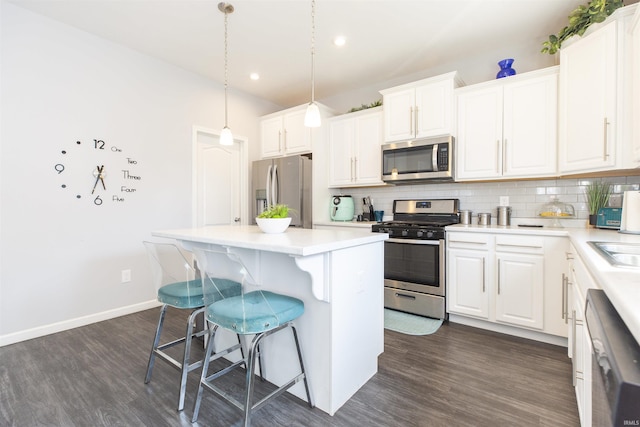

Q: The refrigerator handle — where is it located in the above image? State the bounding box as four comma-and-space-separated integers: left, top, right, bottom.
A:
272, 164, 279, 205
266, 165, 272, 208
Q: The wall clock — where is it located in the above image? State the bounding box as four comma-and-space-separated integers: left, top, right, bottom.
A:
54, 139, 141, 205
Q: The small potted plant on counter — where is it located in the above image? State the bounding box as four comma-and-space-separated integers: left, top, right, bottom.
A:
256, 204, 292, 233
585, 181, 612, 226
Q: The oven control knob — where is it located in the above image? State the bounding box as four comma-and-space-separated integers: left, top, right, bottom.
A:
402, 230, 408, 237
416, 231, 424, 237
427, 231, 434, 238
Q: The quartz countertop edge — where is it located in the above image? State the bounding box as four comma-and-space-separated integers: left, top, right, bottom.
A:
152, 225, 388, 257
446, 223, 640, 344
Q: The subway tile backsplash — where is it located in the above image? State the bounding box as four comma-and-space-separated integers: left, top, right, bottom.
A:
338, 176, 640, 220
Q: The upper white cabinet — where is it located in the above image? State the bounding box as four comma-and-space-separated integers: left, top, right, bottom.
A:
260, 103, 333, 158
632, 6, 640, 163
558, 5, 638, 174
328, 107, 384, 187
380, 72, 462, 142
455, 67, 558, 181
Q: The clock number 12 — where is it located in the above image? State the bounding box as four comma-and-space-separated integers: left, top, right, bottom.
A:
94, 139, 105, 150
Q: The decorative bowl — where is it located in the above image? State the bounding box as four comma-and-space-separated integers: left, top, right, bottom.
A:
256, 217, 291, 234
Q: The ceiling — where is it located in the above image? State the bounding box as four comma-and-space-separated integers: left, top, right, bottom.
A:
8, 0, 586, 108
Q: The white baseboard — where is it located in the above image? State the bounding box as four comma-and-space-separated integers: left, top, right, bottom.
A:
0, 300, 161, 347
448, 314, 569, 347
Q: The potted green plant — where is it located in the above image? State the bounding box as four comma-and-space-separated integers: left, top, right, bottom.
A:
256, 204, 292, 233
585, 181, 612, 225
541, 0, 624, 54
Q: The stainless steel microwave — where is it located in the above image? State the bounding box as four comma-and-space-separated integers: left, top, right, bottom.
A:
381, 135, 454, 183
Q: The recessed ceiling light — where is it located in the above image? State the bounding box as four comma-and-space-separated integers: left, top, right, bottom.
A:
333, 36, 346, 47
249, 72, 260, 80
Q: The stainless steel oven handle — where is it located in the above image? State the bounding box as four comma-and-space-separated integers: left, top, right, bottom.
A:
386, 238, 441, 245
395, 293, 416, 300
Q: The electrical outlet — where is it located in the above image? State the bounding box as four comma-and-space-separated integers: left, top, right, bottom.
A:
499, 196, 509, 206
121, 269, 131, 283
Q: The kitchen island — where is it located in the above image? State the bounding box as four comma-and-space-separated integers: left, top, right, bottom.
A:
152, 225, 388, 416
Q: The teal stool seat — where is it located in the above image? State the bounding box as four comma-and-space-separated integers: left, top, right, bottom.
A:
157, 280, 203, 308
206, 290, 305, 334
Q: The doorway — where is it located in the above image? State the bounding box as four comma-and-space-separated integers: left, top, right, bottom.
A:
192, 126, 248, 227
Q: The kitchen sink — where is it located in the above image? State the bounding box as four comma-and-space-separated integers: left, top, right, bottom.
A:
587, 241, 640, 268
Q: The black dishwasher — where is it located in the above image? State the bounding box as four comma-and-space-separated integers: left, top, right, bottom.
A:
585, 289, 640, 427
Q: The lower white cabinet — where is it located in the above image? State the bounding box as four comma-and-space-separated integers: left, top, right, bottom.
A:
447, 230, 568, 339
566, 243, 595, 427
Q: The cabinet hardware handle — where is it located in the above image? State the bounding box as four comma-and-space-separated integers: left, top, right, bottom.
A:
503, 139, 507, 174
414, 106, 419, 136
496, 140, 501, 173
603, 117, 609, 160
354, 157, 358, 181
572, 309, 577, 387
350, 158, 354, 181
278, 130, 282, 151
409, 107, 414, 135
566, 252, 574, 260
497, 259, 501, 295
496, 243, 542, 249
562, 274, 567, 322
283, 129, 287, 150
482, 257, 486, 293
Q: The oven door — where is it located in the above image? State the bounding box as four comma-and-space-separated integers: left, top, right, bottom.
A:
383, 238, 444, 297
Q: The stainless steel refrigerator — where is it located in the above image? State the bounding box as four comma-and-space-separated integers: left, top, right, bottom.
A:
252, 155, 312, 228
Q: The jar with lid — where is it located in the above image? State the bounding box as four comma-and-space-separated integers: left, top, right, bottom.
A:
538, 196, 575, 227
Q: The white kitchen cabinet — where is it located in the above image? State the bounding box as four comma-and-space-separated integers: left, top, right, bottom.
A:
566, 243, 595, 427
261, 107, 310, 158
328, 107, 384, 187
455, 67, 558, 181
558, 5, 638, 174
632, 6, 640, 163
380, 71, 462, 142
447, 230, 568, 341
447, 233, 491, 318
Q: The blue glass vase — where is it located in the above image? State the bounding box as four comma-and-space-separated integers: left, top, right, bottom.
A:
496, 58, 516, 79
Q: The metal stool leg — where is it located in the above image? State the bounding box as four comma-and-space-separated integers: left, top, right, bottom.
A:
192, 323, 216, 423
291, 324, 313, 408
177, 307, 203, 411
145, 304, 168, 384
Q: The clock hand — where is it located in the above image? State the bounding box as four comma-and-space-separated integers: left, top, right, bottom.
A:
99, 165, 106, 190
91, 165, 103, 194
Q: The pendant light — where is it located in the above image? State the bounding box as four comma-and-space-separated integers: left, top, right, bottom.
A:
219, 2, 234, 145
304, 0, 321, 128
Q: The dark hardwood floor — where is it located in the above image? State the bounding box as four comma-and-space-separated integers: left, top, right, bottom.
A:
0, 307, 579, 426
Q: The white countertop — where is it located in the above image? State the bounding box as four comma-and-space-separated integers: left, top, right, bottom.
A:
447, 223, 640, 344
152, 225, 387, 257
314, 221, 373, 229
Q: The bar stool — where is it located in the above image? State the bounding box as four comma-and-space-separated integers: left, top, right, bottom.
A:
191, 248, 312, 427
142, 241, 241, 411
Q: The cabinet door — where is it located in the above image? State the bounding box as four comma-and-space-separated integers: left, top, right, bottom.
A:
494, 253, 544, 329
415, 80, 453, 138
447, 249, 490, 319
260, 116, 284, 158
632, 8, 640, 163
353, 112, 383, 185
328, 119, 355, 187
559, 21, 617, 173
283, 109, 312, 155
503, 73, 558, 178
456, 86, 503, 179
383, 88, 415, 142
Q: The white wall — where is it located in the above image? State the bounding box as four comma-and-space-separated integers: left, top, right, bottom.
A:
0, 3, 278, 345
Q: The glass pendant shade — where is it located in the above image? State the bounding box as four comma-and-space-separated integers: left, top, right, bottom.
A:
304, 102, 321, 128
220, 126, 233, 146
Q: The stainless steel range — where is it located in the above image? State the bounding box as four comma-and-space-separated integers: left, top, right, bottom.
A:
372, 199, 459, 319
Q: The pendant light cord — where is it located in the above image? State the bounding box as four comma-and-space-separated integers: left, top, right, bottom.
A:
310, 0, 316, 103
224, 8, 229, 128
